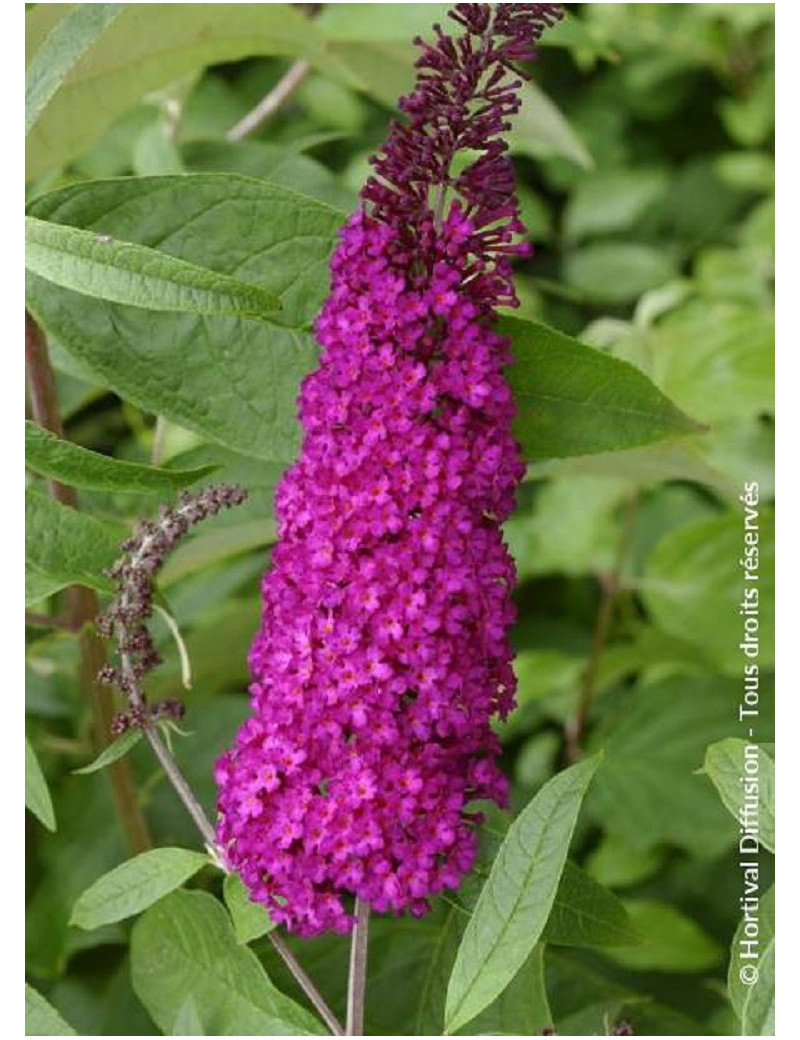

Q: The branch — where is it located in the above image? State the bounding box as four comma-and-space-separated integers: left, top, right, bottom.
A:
226, 59, 311, 141
25, 311, 152, 854
565, 491, 640, 764
98, 489, 345, 1036
346, 899, 370, 1036
25, 610, 78, 632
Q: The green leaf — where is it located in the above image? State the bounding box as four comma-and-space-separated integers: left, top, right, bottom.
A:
26, 216, 281, 318
160, 520, 275, 587
704, 739, 774, 854
564, 243, 679, 305
742, 939, 775, 1035
502, 316, 701, 463
601, 899, 722, 972
73, 729, 143, 775
25, 4, 355, 179
505, 476, 629, 583
25, 487, 122, 604
586, 676, 765, 857
416, 909, 553, 1036
510, 80, 593, 170
25, 984, 77, 1036
545, 949, 705, 1036
585, 835, 664, 890
728, 886, 769, 1023
643, 300, 775, 425
131, 889, 325, 1035
563, 169, 668, 242
183, 140, 357, 210
444, 755, 602, 1034
71, 848, 210, 930
173, 997, 205, 1035
25, 422, 216, 493
729, 886, 775, 1035
543, 861, 642, 949
643, 510, 775, 674
26, 174, 344, 463
25, 3, 122, 135
223, 873, 276, 944
25, 737, 56, 831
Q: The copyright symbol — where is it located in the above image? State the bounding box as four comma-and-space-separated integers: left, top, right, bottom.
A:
740, 964, 759, 986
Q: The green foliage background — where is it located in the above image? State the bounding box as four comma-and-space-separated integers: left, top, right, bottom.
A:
26, 4, 775, 1036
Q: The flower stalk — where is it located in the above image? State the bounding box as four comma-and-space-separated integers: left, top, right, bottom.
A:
96, 485, 344, 1035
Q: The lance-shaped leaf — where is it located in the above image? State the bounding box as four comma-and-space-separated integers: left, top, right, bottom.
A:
26, 216, 281, 318
25, 737, 56, 831
728, 885, 775, 1035
502, 316, 702, 462
131, 889, 326, 1035
25, 421, 217, 494
25, 3, 360, 179
25, 984, 77, 1036
445, 755, 602, 1034
71, 848, 210, 930
25, 487, 122, 604
26, 174, 344, 464
703, 739, 775, 853
73, 729, 143, 776
26, 3, 122, 134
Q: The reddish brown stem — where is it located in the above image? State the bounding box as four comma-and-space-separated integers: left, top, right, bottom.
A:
25, 311, 152, 854
565, 492, 640, 764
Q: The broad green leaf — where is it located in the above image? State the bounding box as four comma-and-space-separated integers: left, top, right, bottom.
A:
454, 821, 639, 950
183, 140, 357, 210
173, 997, 205, 1035
444, 755, 602, 1034
73, 729, 143, 775
71, 847, 209, 930
25, 422, 216, 493
25, 984, 77, 1036
644, 300, 775, 425
564, 243, 679, 305
543, 861, 642, 949
729, 885, 775, 1029
25, 736, 56, 831
505, 476, 629, 582
318, 4, 450, 41
602, 899, 721, 972
526, 437, 742, 502
643, 510, 775, 674
25, 4, 356, 179
509, 81, 593, 170
223, 873, 276, 944
502, 316, 701, 462
564, 169, 669, 242
26, 174, 344, 463
131, 889, 325, 1035
26, 216, 281, 318
585, 835, 664, 890
25, 773, 129, 976
742, 939, 775, 1035
25, 487, 122, 604
704, 739, 775, 853
545, 949, 705, 1035
160, 520, 275, 587
586, 676, 766, 857
25, 3, 122, 134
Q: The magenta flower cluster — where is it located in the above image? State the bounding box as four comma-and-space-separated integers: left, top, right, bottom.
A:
216, 3, 562, 936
